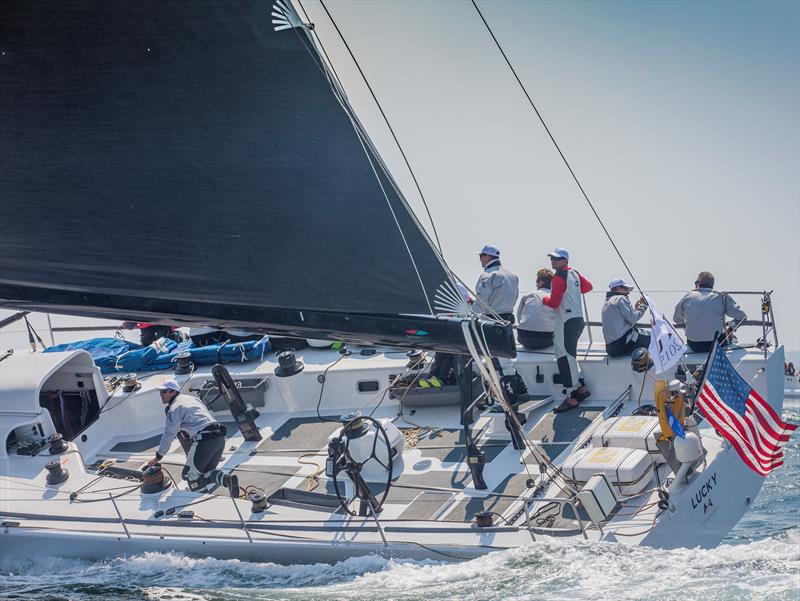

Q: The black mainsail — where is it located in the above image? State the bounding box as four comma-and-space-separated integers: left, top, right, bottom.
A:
0, 1, 514, 356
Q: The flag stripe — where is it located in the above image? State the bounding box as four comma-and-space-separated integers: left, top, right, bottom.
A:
744, 402, 791, 445
700, 387, 776, 462
698, 405, 781, 477
698, 390, 781, 471
695, 344, 795, 476
748, 387, 784, 425
747, 397, 797, 438
695, 404, 766, 475
699, 387, 787, 465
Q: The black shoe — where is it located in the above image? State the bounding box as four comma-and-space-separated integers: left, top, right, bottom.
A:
574, 385, 591, 402
222, 473, 240, 498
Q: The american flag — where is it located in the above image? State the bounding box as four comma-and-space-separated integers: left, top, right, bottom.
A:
696, 344, 797, 476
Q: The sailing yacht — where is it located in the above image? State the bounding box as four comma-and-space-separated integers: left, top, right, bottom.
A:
0, 1, 794, 561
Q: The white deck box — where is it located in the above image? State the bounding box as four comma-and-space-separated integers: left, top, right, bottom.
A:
561, 446, 654, 496
578, 474, 619, 524
591, 416, 665, 465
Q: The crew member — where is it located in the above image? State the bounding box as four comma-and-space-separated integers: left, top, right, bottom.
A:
542, 247, 592, 412
516, 268, 555, 350
147, 379, 236, 494
601, 278, 650, 357
473, 244, 526, 405
474, 244, 519, 321
673, 271, 747, 353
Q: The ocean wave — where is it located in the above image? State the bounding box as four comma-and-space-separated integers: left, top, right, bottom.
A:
2, 530, 797, 601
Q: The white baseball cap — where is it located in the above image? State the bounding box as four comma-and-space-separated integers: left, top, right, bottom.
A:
609, 278, 635, 291
547, 247, 569, 260
478, 244, 500, 257
157, 379, 181, 392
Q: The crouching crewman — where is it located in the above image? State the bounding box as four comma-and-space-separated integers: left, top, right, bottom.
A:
147, 379, 237, 496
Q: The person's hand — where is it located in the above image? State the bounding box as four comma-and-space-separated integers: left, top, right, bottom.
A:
146, 457, 160, 467
635, 297, 648, 310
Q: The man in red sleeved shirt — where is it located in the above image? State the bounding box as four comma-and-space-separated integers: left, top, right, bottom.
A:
542, 248, 592, 412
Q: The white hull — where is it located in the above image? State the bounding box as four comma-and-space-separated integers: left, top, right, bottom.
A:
0, 343, 788, 562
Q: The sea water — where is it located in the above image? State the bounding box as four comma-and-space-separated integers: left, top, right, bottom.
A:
2, 401, 798, 601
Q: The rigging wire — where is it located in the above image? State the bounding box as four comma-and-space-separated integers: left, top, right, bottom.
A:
470, 0, 643, 292
294, 0, 348, 101
315, 0, 444, 257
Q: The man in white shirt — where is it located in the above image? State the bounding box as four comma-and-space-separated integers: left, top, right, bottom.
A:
673, 271, 747, 353
474, 244, 519, 320
473, 244, 527, 411
601, 278, 650, 357
147, 379, 237, 495
516, 268, 555, 350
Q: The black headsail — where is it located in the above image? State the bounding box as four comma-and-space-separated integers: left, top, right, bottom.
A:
0, 1, 514, 357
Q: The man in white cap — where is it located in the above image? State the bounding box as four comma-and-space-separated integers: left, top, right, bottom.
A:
473, 244, 527, 409
542, 247, 593, 412
474, 244, 519, 321
147, 379, 236, 495
602, 278, 650, 357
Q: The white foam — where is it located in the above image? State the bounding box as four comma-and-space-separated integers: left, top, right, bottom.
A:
2, 531, 797, 600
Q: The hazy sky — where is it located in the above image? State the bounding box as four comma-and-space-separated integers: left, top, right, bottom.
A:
298, 0, 799, 349
1, 0, 798, 354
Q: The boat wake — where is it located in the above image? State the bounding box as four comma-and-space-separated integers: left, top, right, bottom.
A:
2, 529, 798, 601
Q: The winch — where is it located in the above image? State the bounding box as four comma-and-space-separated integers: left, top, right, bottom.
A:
47, 433, 68, 455
45, 460, 69, 486
630, 347, 653, 373
140, 464, 171, 495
